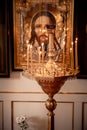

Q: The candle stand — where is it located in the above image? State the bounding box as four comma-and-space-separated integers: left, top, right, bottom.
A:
36, 77, 67, 130
15, 1, 79, 130
22, 25, 78, 130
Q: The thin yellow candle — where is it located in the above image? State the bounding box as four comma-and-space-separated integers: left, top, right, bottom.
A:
71, 41, 74, 70
70, 47, 72, 69
39, 51, 42, 64
27, 43, 30, 70
63, 40, 65, 67
75, 37, 78, 70
38, 46, 41, 64
41, 42, 44, 63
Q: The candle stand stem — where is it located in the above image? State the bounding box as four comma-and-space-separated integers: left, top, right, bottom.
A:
36, 76, 67, 130
45, 94, 57, 130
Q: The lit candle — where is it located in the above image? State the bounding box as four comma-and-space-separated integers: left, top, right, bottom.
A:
71, 41, 74, 70
27, 44, 30, 69
41, 42, 44, 63
38, 46, 41, 64
39, 51, 42, 64
70, 47, 72, 69
20, 12, 24, 51
63, 40, 65, 67
75, 37, 78, 70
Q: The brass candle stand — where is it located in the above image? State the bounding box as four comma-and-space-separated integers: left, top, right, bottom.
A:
36, 76, 67, 130
15, 1, 79, 130
22, 25, 78, 130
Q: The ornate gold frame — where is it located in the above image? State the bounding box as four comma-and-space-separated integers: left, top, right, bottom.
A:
13, 0, 74, 70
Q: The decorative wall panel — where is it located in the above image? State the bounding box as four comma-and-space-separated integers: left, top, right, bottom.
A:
0, 101, 3, 130
82, 102, 87, 130
55, 102, 74, 130
12, 101, 48, 130
0, 91, 87, 130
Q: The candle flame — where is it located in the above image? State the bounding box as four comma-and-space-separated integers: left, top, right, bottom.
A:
71, 41, 74, 45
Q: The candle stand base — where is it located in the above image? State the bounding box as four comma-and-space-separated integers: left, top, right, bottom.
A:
36, 76, 67, 130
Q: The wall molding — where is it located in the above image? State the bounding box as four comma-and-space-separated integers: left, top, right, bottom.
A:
0, 91, 87, 94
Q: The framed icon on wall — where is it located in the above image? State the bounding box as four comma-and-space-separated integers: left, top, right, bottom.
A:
0, 0, 10, 77
12, 0, 74, 71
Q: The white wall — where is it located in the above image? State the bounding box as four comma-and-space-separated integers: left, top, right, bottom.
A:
0, 72, 87, 93
0, 72, 87, 130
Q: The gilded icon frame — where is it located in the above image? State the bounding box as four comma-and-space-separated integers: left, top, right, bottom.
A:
12, 0, 74, 71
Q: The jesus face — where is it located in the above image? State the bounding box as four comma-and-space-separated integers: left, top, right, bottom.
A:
34, 15, 53, 45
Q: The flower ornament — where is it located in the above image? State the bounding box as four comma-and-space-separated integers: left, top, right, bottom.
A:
16, 115, 29, 130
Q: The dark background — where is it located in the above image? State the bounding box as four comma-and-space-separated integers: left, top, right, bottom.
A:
74, 0, 87, 78
0, 0, 10, 77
